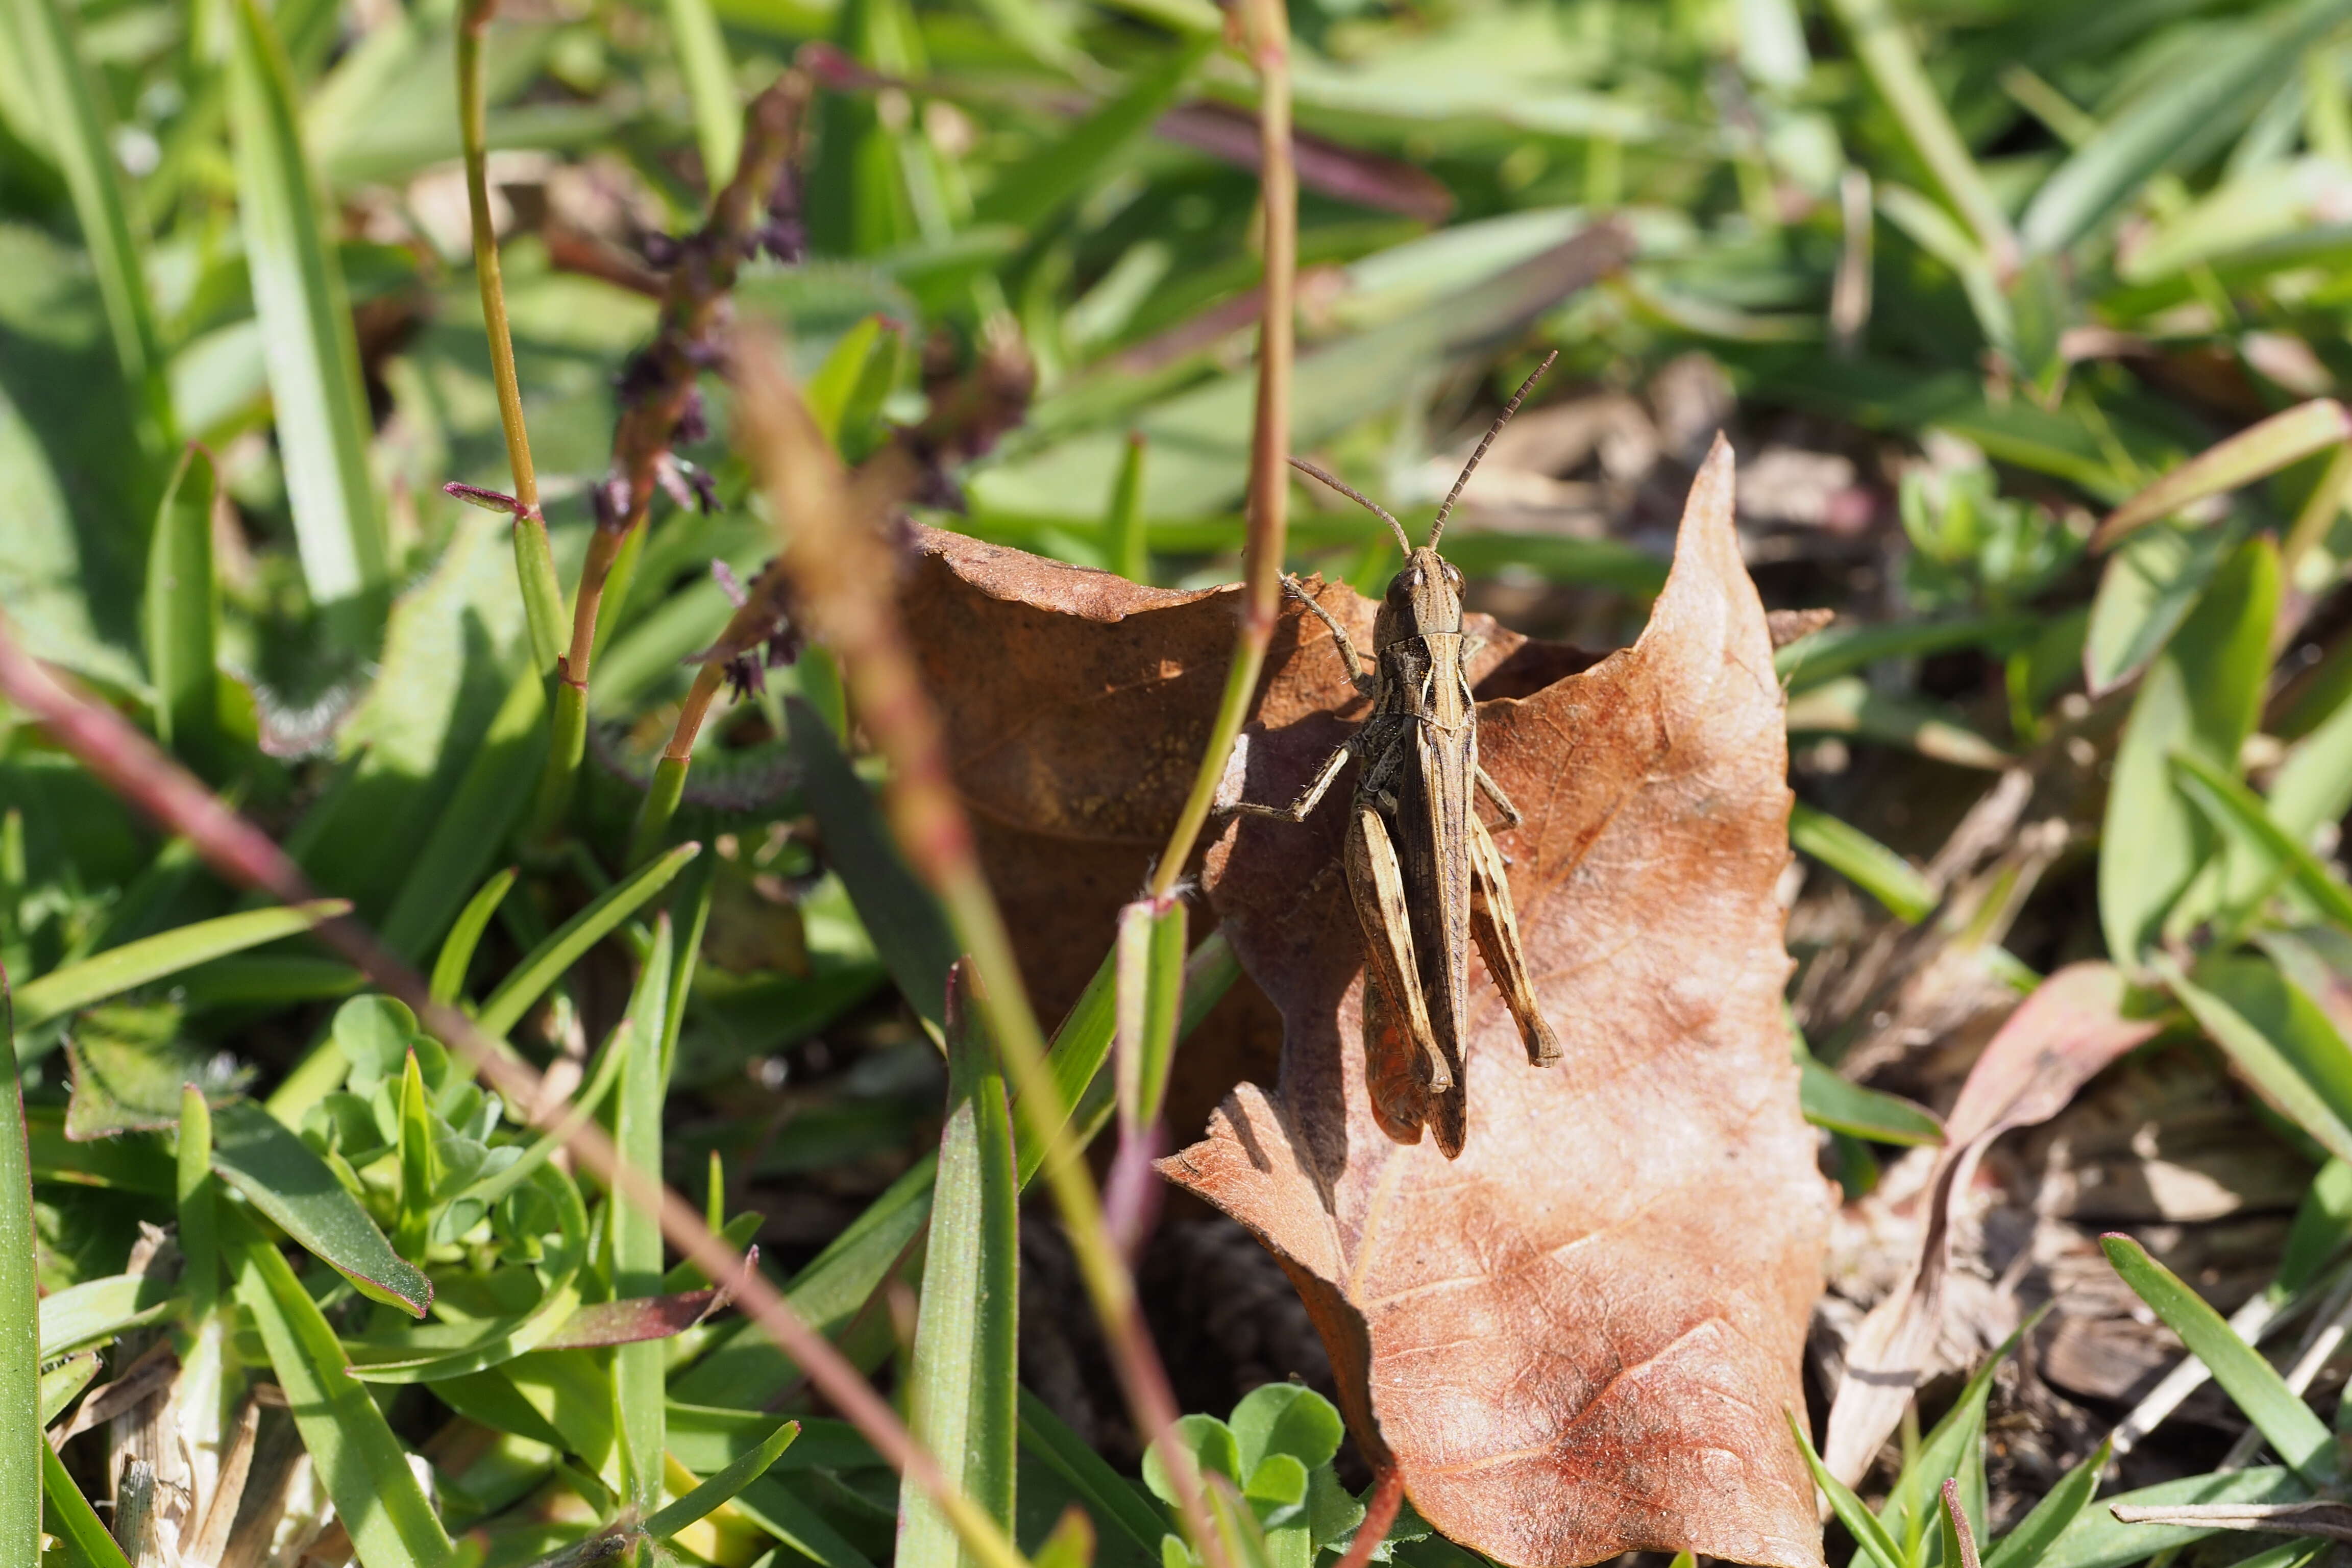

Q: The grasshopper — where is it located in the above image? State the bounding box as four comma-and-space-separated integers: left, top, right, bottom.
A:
1231, 356, 1561, 1158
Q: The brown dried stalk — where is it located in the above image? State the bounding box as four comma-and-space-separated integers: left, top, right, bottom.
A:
0, 617, 1030, 1568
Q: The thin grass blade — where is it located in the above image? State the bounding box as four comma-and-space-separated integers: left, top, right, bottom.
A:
143, 445, 219, 758
14, 898, 349, 1031
474, 843, 699, 1040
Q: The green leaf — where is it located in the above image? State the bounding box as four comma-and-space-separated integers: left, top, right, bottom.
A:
474, 842, 700, 1041
899, 966, 1021, 1568
432, 866, 518, 1005
1787, 1412, 1905, 1568
40, 1440, 132, 1568
1107, 433, 1149, 583
2099, 535, 2277, 965
1981, 1438, 2110, 1568
0, 994, 35, 1563
211, 1099, 433, 1316
2171, 749, 2352, 933
37, 1351, 97, 1425
1823, 0, 2014, 263
1115, 897, 1187, 1132
227, 0, 387, 638
177, 1083, 218, 1320
976, 39, 1214, 232
378, 667, 548, 962
2020, 0, 2352, 256
786, 699, 955, 1031
143, 445, 220, 759
649, 1417, 802, 1539
734, 1476, 884, 1568
1019, 1389, 1169, 1561
1774, 614, 2034, 694
2083, 519, 2241, 698
1790, 802, 1935, 923
616, 915, 675, 1515
232, 1216, 454, 1568
37, 1272, 172, 1359
2100, 1233, 2334, 1484
2171, 956, 2352, 1168
64, 1001, 246, 1139
13, 899, 349, 1032
1143, 1414, 1242, 1503
1229, 1385, 1344, 1476
1798, 1049, 1945, 1146
665, 0, 741, 184
2093, 400, 2352, 550
1881, 1316, 2030, 1557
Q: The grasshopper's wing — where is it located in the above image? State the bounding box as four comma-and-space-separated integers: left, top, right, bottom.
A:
1345, 804, 1461, 1150
1469, 813, 1560, 1067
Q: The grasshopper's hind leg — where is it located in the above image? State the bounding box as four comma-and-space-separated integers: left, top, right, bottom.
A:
1469, 814, 1560, 1066
1345, 805, 1455, 1118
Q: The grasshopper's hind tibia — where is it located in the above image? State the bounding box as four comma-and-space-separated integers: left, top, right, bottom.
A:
1469, 815, 1559, 1066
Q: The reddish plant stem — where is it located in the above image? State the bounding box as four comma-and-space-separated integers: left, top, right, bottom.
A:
1334, 1467, 1404, 1568
0, 618, 1032, 1568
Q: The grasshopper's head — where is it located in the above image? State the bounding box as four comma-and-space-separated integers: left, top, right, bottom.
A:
1376, 547, 1464, 646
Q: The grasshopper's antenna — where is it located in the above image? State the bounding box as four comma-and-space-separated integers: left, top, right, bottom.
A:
1427, 350, 1559, 548
1288, 456, 1414, 556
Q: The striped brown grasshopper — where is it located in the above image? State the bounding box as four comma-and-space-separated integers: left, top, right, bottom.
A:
1231, 357, 1562, 1157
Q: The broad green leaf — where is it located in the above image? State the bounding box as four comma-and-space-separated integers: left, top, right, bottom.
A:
2269, 676, 2352, 847
2172, 957, 2352, 1168
787, 698, 955, 1030
0, 995, 35, 1562
649, 1417, 801, 1538
474, 842, 700, 1040
432, 866, 518, 1005
2101, 1233, 2334, 1484
616, 916, 675, 1515
177, 1084, 218, 1320
1230, 1385, 1344, 1476
2271, 1156, 2352, 1298
2172, 750, 2352, 933
1142, 1414, 1242, 1501
232, 1217, 454, 1568
211, 1099, 433, 1316
898, 968, 1021, 1568
2020, 0, 2352, 256
227, 0, 387, 636
2084, 518, 2242, 698
65, 1002, 246, 1139
2099, 536, 2276, 966
1789, 802, 1934, 923
40, 1440, 132, 1568
37, 1271, 172, 1358
2093, 400, 2352, 550
142, 445, 220, 760
13, 899, 348, 1032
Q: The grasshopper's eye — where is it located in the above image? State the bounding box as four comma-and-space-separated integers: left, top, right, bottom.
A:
1443, 561, 1462, 588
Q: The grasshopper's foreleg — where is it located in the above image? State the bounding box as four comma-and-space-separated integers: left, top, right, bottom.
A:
1225, 733, 1356, 822
1282, 575, 1378, 699
1474, 763, 1524, 828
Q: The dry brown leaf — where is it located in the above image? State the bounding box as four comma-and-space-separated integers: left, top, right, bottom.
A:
1820, 961, 2161, 1487
1162, 441, 1830, 1568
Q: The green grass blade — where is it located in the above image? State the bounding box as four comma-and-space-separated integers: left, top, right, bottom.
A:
898, 966, 1020, 1568
1107, 433, 1149, 583
2100, 1233, 2334, 1484
40, 1441, 131, 1568
211, 1099, 433, 1315
177, 1084, 217, 1320
432, 866, 519, 1004
1788, 1411, 1905, 1568
786, 699, 955, 1031
1, 990, 36, 1563
37, 1273, 171, 1359
2100, 535, 2277, 966
976, 38, 1213, 232
227, 0, 386, 639
1790, 802, 1935, 923
1882, 1315, 2032, 1553
474, 842, 700, 1040
2034, 1468, 2302, 1568
617, 915, 675, 1516
143, 445, 220, 758
665, 0, 741, 184
1797, 1052, 1944, 1145
380, 667, 548, 962
734, 1476, 884, 1568
2172, 751, 2352, 933
2093, 400, 2352, 551
11, 0, 169, 454
648, 1417, 801, 1539
38, 1352, 98, 1425
231, 1214, 454, 1568
1823, 0, 2015, 263
14, 899, 349, 1031
1774, 614, 2033, 694
1018, 1388, 1168, 1559
2170, 956, 2352, 1168
1982, 1438, 2110, 1568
